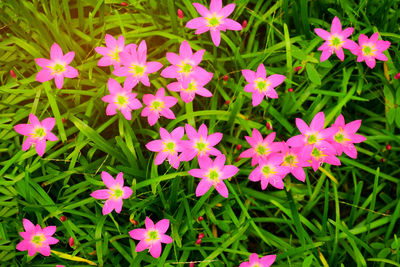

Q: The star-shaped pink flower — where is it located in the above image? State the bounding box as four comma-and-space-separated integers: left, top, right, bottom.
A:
242, 63, 285, 106
129, 217, 173, 258
314, 16, 358, 61
16, 218, 59, 257
189, 154, 239, 198
35, 43, 79, 89
95, 34, 136, 68
141, 88, 178, 126
166, 72, 213, 103
101, 78, 142, 120
249, 154, 289, 190
113, 40, 163, 87
186, 0, 242, 47
239, 253, 276, 267
14, 114, 58, 157
90, 171, 133, 215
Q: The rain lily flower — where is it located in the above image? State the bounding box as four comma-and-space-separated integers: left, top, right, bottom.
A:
129, 217, 173, 258
239, 129, 282, 166
161, 40, 207, 87
35, 43, 78, 89
239, 253, 276, 267
186, 0, 242, 47
329, 114, 366, 158
249, 154, 288, 190
145, 127, 184, 169
189, 154, 239, 198
280, 141, 308, 182
314, 16, 358, 61
95, 34, 126, 68
180, 124, 222, 162
113, 40, 163, 87
101, 78, 142, 120
16, 218, 59, 257
141, 88, 178, 126
242, 63, 285, 106
302, 143, 341, 172
351, 32, 391, 69
287, 112, 336, 152
167, 72, 213, 103
90, 171, 133, 215
14, 114, 58, 157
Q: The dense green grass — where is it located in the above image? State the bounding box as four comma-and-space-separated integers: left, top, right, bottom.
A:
1, 0, 400, 266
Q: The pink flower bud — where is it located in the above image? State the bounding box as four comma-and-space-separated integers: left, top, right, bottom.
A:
395, 73, 400, 80
198, 216, 204, 222
69, 236, 74, 247
177, 9, 184, 19
288, 88, 293, 92
10, 70, 16, 78
294, 66, 302, 72
198, 233, 205, 239
223, 75, 229, 81
189, 262, 195, 267
121, 2, 128, 6
60, 216, 67, 222
242, 20, 247, 29
196, 238, 202, 245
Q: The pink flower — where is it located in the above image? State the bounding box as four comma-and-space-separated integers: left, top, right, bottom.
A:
239, 129, 282, 166
249, 154, 288, 190
186, 0, 242, 47
242, 64, 285, 106
14, 114, 58, 157
141, 88, 178, 126
287, 112, 336, 152
90, 171, 133, 215
314, 16, 358, 61
167, 72, 213, 103
280, 141, 308, 182
35, 43, 79, 89
180, 124, 223, 162
161, 40, 207, 87
189, 154, 239, 198
95, 34, 135, 68
351, 32, 391, 69
239, 253, 276, 267
16, 218, 59, 257
129, 217, 173, 258
101, 78, 142, 120
113, 40, 163, 87
302, 144, 341, 172
329, 114, 367, 158
145, 127, 184, 169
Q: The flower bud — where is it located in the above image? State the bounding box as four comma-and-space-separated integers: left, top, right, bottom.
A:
69, 237, 74, 247
198, 233, 205, 239
288, 88, 293, 92
189, 262, 195, 267
294, 66, 302, 72
236, 144, 242, 150
242, 20, 247, 29
10, 70, 16, 78
121, 2, 128, 6
386, 144, 392, 150
60, 216, 67, 222
177, 9, 184, 19
196, 238, 202, 245
394, 73, 400, 80
198, 216, 204, 222
223, 75, 229, 81
266, 122, 273, 130
225, 100, 230, 105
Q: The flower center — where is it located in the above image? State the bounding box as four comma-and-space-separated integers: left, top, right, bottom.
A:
307, 134, 318, 145
184, 80, 198, 93
50, 63, 66, 75
31, 234, 46, 247
334, 128, 351, 143
255, 144, 269, 156
115, 94, 129, 108
111, 184, 124, 199
330, 36, 343, 49
31, 127, 46, 139
261, 165, 277, 177
194, 138, 210, 154
282, 154, 298, 167
146, 230, 159, 242
178, 61, 193, 76
254, 78, 271, 93
129, 64, 146, 77
150, 100, 165, 111
162, 141, 176, 154
109, 46, 121, 62
311, 147, 326, 160
362, 45, 377, 56
207, 168, 221, 184
206, 14, 222, 28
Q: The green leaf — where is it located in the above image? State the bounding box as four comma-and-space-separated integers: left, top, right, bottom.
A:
306, 63, 321, 85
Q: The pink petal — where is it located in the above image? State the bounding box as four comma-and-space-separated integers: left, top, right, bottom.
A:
149, 241, 162, 258
35, 58, 51, 68
120, 108, 132, 120
196, 179, 213, 197
23, 218, 35, 232
63, 51, 75, 65
36, 68, 53, 82
220, 3, 235, 17
256, 64, 266, 78
50, 43, 63, 60
251, 92, 264, 106
351, 134, 366, 143
342, 39, 359, 51
186, 17, 207, 29
358, 34, 368, 46
310, 112, 325, 132
221, 165, 239, 179
260, 255, 276, 266
38, 245, 51, 256
198, 155, 213, 169
146, 140, 163, 152
189, 168, 206, 178
375, 51, 388, 61
376, 40, 391, 51
166, 52, 180, 65
320, 49, 333, 62
208, 132, 222, 146
171, 126, 184, 139
160, 108, 175, 120
95, 46, 110, 56
192, 3, 210, 17
123, 187, 133, 198
54, 75, 64, 89
210, 0, 222, 11
341, 27, 354, 38
155, 152, 168, 165
91, 189, 111, 199
117, 35, 125, 48
41, 118, 55, 131
129, 228, 147, 240
335, 47, 344, 61
147, 113, 160, 126
105, 34, 117, 48
101, 171, 116, 188
179, 40, 193, 59
287, 135, 305, 147
185, 124, 198, 140
210, 29, 221, 47
160, 234, 173, 244
292, 167, 306, 182
16, 240, 30, 252
115, 172, 124, 187
14, 124, 33, 136
314, 28, 331, 40
113, 198, 123, 213
249, 253, 260, 264
268, 74, 285, 87
135, 240, 150, 252
106, 104, 117, 116
214, 181, 228, 198
145, 217, 155, 229
64, 66, 78, 78
42, 226, 56, 237
113, 66, 129, 77
192, 49, 205, 65
330, 16, 342, 35
155, 219, 170, 234
365, 57, 376, 69
146, 61, 163, 74
242, 69, 256, 82
343, 144, 357, 158
223, 19, 242, 31
35, 139, 46, 156
102, 199, 117, 215
370, 32, 379, 44
164, 96, 178, 107
22, 137, 35, 151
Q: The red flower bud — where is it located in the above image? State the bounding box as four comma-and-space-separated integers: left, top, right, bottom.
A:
294, 66, 302, 73
266, 122, 273, 130
288, 88, 293, 92
225, 100, 230, 105
236, 144, 242, 150
177, 9, 184, 19
242, 20, 247, 29
198, 216, 204, 222
395, 73, 400, 80
130, 218, 138, 225
223, 75, 229, 81
386, 144, 392, 150
381, 158, 386, 163
198, 233, 205, 239
60, 216, 67, 222
196, 238, 202, 245
62, 117, 66, 124
10, 70, 16, 78
121, 2, 128, 6
235, 157, 240, 162
189, 262, 195, 267
69, 237, 74, 247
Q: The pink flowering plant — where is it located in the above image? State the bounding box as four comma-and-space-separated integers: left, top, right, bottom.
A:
4, 1, 396, 266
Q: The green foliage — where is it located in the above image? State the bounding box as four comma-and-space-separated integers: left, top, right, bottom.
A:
1, 0, 400, 266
